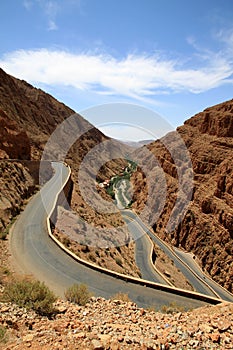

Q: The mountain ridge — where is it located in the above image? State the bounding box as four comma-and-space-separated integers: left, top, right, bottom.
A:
131, 98, 233, 293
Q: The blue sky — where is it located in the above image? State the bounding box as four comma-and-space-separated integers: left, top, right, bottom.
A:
0, 0, 233, 140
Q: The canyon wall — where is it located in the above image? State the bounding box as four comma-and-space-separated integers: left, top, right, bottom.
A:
132, 99, 233, 292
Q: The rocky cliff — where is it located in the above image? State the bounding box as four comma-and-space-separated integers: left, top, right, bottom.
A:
0, 68, 135, 274
0, 105, 35, 232
132, 99, 233, 292
0, 109, 30, 160
0, 67, 75, 231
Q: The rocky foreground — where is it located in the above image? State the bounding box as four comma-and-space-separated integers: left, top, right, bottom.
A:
0, 298, 232, 349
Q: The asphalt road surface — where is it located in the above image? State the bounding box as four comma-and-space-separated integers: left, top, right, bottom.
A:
174, 248, 233, 302
122, 211, 233, 302
10, 162, 219, 309
123, 217, 170, 285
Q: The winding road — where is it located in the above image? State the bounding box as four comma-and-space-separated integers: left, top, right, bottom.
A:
123, 216, 170, 285
174, 248, 233, 302
10, 162, 230, 309
122, 211, 233, 302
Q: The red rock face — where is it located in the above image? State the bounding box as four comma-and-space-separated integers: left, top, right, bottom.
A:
0, 68, 76, 160
0, 109, 31, 160
0, 68, 78, 234
185, 99, 233, 137
132, 99, 233, 293
0, 68, 129, 270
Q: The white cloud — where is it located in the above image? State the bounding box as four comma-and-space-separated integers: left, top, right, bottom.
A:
23, 0, 33, 10
39, 0, 60, 30
0, 46, 233, 101
43, 0, 59, 16
23, 0, 60, 30
216, 28, 233, 54
34, 0, 82, 31
48, 19, 58, 31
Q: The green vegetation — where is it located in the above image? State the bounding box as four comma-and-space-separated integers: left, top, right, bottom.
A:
0, 217, 17, 240
111, 292, 132, 302
1, 278, 57, 316
65, 283, 92, 305
161, 301, 184, 314
0, 266, 11, 279
127, 159, 138, 172
126, 199, 134, 208
115, 257, 123, 267
160, 301, 185, 314
0, 266, 11, 285
0, 231, 7, 240
148, 301, 187, 314
0, 326, 7, 343
106, 185, 115, 198
106, 160, 137, 202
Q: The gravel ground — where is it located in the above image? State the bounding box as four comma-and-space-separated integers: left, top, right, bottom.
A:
0, 297, 232, 349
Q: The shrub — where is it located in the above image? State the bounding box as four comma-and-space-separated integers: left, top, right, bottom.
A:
88, 253, 97, 263
0, 217, 17, 240
2, 278, 57, 316
146, 305, 157, 312
160, 301, 185, 314
0, 231, 7, 240
1, 267, 11, 276
115, 257, 123, 267
111, 292, 132, 302
0, 266, 11, 285
62, 237, 71, 247
95, 250, 100, 257
107, 186, 115, 198
148, 302, 188, 314
65, 283, 92, 305
0, 326, 7, 343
